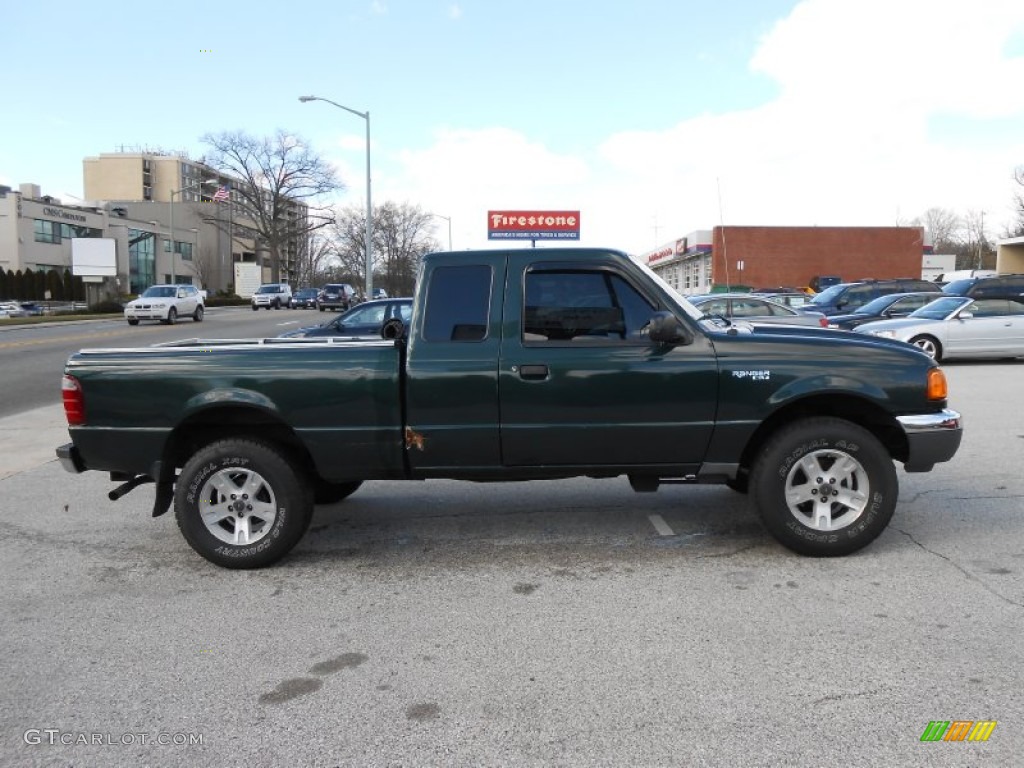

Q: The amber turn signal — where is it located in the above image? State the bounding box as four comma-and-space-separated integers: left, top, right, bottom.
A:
926, 368, 948, 401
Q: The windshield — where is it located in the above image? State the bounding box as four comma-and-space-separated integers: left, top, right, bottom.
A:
942, 279, 976, 295
141, 286, 175, 298
628, 255, 704, 320
809, 284, 849, 305
855, 295, 901, 315
257, 285, 281, 294
908, 296, 968, 319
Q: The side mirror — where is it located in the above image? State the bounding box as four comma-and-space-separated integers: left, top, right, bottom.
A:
646, 311, 692, 345
382, 317, 407, 340
957, 311, 973, 320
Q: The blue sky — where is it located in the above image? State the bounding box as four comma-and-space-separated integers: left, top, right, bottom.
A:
2, 0, 1023, 253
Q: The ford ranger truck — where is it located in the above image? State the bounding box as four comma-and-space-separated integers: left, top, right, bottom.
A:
57, 248, 962, 568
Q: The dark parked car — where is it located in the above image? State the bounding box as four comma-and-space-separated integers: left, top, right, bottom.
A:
289, 288, 319, 309
318, 283, 357, 312
689, 294, 828, 327
827, 292, 942, 330
942, 273, 1024, 299
279, 298, 413, 338
807, 278, 941, 316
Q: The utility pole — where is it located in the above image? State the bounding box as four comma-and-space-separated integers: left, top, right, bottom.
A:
976, 210, 985, 270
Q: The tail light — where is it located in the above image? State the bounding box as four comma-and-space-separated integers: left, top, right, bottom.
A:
62, 375, 85, 425
818, 316, 829, 327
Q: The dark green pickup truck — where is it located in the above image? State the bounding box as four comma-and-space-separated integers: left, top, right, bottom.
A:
57, 247, 962, 568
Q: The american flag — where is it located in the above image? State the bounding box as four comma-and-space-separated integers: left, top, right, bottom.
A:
211, 184, 230, 202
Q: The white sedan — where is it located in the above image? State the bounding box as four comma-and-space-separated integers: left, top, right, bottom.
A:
854, 295, 1024, 361
124, 284, 205, 325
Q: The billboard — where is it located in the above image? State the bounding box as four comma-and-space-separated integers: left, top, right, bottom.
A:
488, 210, 580, 241
233, 262, 262, 298
71, 238, 117, 276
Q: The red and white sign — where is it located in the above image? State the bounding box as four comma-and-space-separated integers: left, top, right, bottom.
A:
488, 210, 580, 240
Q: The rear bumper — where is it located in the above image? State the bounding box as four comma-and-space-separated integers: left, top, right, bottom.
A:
897, 409, 963, 472
56, 442, 88, 474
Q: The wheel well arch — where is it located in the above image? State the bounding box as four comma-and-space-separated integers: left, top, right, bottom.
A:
734, 394, 909, 477
163, 405, 319, 481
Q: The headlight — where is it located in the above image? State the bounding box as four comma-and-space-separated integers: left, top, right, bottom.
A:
870, 330, 896, 338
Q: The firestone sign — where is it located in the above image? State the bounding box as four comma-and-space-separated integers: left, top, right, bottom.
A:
488, 210, 580, 240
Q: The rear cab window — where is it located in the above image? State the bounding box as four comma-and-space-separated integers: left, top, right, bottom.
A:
422, 265, 492, 342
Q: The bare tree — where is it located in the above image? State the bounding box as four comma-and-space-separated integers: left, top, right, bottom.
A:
375, 201, 440, 297
185, 244, 219, 293
962, 209, 993, 270
1009, 165, 1024, 238
328, 208, 373, 289
330, 202, 439, 297
293, 233, 337, 288
913, 207, 962, 253
199, 130, 343, 282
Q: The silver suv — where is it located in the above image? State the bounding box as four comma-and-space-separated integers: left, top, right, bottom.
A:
251, 283, 293, 310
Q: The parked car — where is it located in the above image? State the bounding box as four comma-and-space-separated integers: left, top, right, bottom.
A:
372, 288, 389, 300
753, 291, 815, 309
807, 278, 942, 316
827, 292, 942, 330
251, 283, 293, 310
0, 301, 29, 318
317, 283, 357, 312
278, 298, 413, 339
123, 284, 204, 325
942, 273, 1024, 299
289, 288, 320, 309
855, 295, 1024, 361
808, 275, 842, 292
18, 301, 45, 316
689, 294, 829, 327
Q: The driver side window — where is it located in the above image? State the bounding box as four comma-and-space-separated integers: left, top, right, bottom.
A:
523, 269, 655, 342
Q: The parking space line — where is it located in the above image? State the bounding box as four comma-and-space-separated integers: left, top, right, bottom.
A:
648, 514, 675, 537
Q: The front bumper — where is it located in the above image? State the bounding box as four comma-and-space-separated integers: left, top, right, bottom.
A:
124, 309, 169, 320
897, 409, 963, 472
56, 442, 87, 474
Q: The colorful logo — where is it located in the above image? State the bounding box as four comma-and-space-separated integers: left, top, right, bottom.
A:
920, 720, 997, 742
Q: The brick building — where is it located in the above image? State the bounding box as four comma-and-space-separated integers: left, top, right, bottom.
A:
642, 226, 930, 295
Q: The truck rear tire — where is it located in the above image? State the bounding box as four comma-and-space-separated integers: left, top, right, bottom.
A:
749, 417, 897, 556
174, 439, 314, 568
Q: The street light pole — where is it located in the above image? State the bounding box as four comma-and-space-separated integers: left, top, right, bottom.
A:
299, 95, 373, 297
430, 213, 452, 250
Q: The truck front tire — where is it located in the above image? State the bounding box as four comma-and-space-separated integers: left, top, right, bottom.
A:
174, 439, 314, 568
749, 417, 897, 556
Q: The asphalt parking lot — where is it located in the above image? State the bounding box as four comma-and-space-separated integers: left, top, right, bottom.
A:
1, 361, 1021, 767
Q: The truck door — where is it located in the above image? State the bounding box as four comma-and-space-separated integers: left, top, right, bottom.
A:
403, 254, 505, 474
497, 254, 718, 470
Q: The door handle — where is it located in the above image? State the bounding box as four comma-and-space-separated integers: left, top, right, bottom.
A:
519, 364, 549, 380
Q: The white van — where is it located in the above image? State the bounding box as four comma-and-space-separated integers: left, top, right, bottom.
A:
937, 269, 997, 283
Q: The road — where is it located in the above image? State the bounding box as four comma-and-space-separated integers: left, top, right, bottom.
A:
0, 306, 327, 418
0, 340, 1021, 766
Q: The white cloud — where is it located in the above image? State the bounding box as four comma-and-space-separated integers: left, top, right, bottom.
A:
448, 4, 462, 21
381, 0, 1024, 250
